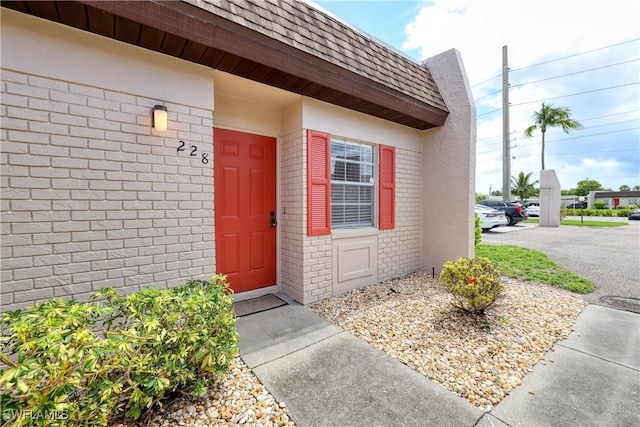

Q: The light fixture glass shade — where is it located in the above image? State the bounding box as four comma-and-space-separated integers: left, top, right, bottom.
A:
152, 105, 168, 131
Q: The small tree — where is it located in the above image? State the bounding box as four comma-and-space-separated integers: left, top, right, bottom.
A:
575, 179, 605, 196
511, 171, 539, 204
524, 102, 584, 170
440, 257, 503, 315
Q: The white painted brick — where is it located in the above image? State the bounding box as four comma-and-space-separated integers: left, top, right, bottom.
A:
31, 188, 70, 200
72, 270, 108, 284
54, 242, 91, 254
91, 181, 123, 191
11, 222, 51, 234
69, 84, 103, 98
11, 199, 51, 211
29, 121, 69, 135
72, 230, 107, 242
70, 148, 106, 160
1, 117, 28, 131
53, 158, 89, 170
28, 98, 69, 114
72, 251, 106, 263
2, 141, 29, 154
49, 90, 87, 106
107, 210, 138, 220
8, 130, 50, 145
107, 268, 138, 280
69, 104, 104, 119
6, 82, 48, 99
51, 224, 87, 237
54, 282, 93, 297
50, 135, 88, 148
70, 190, 106, 200
53, 262, 90, 275
13, 288, 54, 303
14, 265, 53, 280
50, 179, 88, 190
70, 126, 105, 139
30, 165, 69, 176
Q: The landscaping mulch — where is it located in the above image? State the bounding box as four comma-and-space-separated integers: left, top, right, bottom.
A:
112, 271, 585, 424
309, 272, 586, 410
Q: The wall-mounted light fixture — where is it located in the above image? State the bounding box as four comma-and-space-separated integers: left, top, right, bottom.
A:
152, 104, 168, 132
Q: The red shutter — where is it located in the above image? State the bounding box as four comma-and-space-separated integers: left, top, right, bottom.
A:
307, 130, 331, 236
379, 145, 395, 230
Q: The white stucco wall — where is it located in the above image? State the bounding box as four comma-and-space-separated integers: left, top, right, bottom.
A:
422, 49, 476, 272
1, 10, 215, 310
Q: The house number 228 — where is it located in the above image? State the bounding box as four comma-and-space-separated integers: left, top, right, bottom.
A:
177, 140, 209, 164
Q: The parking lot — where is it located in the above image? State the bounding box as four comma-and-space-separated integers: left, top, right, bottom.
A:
481, 218, 640, 310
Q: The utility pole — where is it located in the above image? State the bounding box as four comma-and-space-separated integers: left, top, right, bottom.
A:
502, 45, 511, 201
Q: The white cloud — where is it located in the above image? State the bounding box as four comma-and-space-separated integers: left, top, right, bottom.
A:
404, 0, 640, 194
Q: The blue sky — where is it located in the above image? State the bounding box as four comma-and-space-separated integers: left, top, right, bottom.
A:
312, 0, 640, 194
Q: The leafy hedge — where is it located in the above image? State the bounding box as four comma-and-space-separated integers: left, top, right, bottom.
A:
1, 275, 238, 426
561, 208, 632, 217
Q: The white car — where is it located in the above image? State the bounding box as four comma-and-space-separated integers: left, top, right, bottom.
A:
525, 205, 540, 217
475, 204, 509, 231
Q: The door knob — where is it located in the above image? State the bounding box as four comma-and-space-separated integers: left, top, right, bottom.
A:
269, 211, 277, 227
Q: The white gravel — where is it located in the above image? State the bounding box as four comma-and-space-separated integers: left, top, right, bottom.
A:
309, 272, 587, 411
111, 271, 586, 424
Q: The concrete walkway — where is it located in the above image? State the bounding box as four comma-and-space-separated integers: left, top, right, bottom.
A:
237, 297, 640, 427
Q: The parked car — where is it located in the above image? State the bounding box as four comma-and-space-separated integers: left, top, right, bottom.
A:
477, 200, 528, 226
475, 205, 509, 231
566, 202, 587, 209
525, 205, 540, 217
629, 209, 640, 220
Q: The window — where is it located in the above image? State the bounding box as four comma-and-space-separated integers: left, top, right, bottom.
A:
330, 139, 374, 228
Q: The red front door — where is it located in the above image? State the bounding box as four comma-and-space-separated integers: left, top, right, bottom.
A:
214, 129, 277, 293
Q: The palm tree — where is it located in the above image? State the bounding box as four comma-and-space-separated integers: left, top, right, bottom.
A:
511, 171, 539, 203
524, 102, 584, 170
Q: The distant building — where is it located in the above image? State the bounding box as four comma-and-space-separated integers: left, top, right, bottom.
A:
589, 191, 640, 208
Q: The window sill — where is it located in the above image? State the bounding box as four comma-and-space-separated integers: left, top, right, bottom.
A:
332, 227, 378, 239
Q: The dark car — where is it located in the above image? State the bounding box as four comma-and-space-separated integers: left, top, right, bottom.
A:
566, 202, 587, 209
629, 209, 640, 220
478, 200, 528, 226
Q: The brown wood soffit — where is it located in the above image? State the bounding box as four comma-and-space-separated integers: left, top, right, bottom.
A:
2, 0, 449, 129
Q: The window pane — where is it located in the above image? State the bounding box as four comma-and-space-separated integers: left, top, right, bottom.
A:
330, 139, 375, 228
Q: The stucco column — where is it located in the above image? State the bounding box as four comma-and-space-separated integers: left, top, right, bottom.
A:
539, 169, 561, 226
422, 49, 476, 272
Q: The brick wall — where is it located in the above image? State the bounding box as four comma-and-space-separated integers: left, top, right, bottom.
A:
378, 146, 422, 280
279, 130, 305, 302
279, 129, 333, 304
1, 69, 215, 311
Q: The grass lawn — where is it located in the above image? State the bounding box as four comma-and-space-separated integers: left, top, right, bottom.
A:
476, 244, 594, 294
524, 218, 626, 227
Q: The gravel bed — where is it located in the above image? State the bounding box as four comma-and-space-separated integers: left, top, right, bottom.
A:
109, 356, 296, 427
111, 271, 585, 424
309, 272, 586, 411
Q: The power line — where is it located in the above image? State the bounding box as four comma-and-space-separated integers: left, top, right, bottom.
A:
514, 148, 640, 159
476, 127, 640, 155
510, 82, 640, 108
510, 59, 640, 89
510, 38, 640, 73
476, 110, 640, 143
476, 110, 640, 146
471, 38, 640, 89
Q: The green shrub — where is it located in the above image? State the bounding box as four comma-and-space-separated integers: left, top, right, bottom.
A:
440, 257, 503, 315
474, 212, 482, 248
1, 275, 238, 426
594, 201, 606, 209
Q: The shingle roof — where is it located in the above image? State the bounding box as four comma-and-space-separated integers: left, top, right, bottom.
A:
189, 0, 448, 113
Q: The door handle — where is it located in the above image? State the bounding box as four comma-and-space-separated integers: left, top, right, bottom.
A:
269, 211, 277, 227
